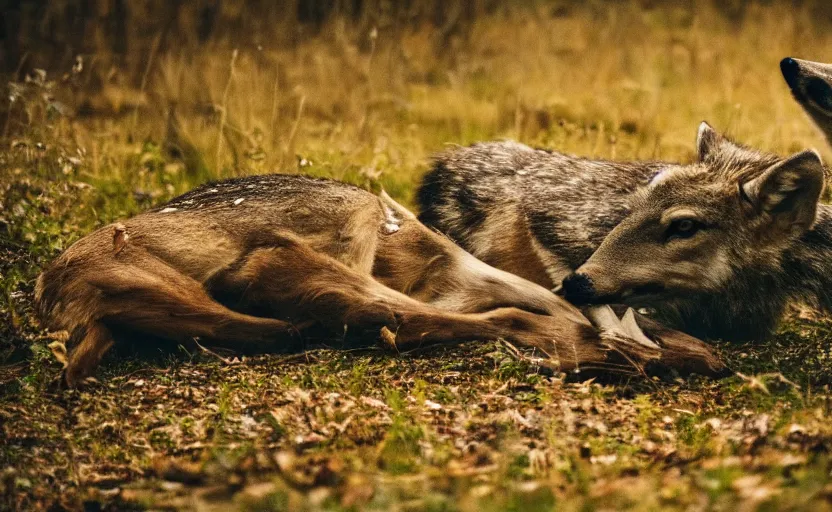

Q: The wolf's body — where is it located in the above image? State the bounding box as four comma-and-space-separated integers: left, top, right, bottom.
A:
36, 174, 724, 385
419, 142, 661, 284
419, 126, 828, 342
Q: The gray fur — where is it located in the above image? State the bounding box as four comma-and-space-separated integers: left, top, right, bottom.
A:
781, 57, 832, 146
419, 127, 829, 342
419, 141, 665, 269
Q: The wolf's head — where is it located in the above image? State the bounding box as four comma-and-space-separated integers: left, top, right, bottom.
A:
562, 123, 825, 316
781, 57, 832, 145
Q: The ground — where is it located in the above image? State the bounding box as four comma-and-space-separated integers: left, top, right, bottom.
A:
3, 2, 832, 510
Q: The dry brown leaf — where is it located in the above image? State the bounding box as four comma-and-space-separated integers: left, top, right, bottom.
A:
47, 340, 68, 368
379, 326, 397, 351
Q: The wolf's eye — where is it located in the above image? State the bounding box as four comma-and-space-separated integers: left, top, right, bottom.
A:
666, 218, 702, 241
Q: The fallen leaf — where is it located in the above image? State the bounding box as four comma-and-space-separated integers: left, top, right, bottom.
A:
360, 397, 390, 411
380, 326, 397, 351
47, 340, 68, 368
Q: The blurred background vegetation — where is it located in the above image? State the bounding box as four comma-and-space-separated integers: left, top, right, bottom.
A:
4, 1, 832, 180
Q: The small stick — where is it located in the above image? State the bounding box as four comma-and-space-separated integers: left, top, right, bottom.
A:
284, 94, 305, 164
216, 49, 239, 172
192, 337, 235, 365
270, 62, 280, 150
131, 33, 162, 137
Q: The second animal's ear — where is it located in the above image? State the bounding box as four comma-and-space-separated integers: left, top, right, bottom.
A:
741, 150, 825, 237
696, 121, 721, 162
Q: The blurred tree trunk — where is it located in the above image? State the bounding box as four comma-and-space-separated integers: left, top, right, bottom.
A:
1, 0, 24, 75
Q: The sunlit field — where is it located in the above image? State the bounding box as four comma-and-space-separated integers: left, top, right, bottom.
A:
3, 1, 832, 510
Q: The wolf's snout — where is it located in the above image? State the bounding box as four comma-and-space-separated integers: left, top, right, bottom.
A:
781, 57, 801, 88
561, 272, 597, 305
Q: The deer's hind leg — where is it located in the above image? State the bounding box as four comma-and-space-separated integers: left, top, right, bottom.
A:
64, 322, 116, 387
208, 232, 513, 351
92, 250, 294, 346
63, 249, 293, 386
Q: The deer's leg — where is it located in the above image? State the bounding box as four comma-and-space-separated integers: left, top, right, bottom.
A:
64, 322, 115, 387
98, 281, 291, 349
91, 251, 293, 347
372, 195, 576, 319
56, 249, 295, 386
369, 195, 727, 377
209, 232, 725, 377
610, 306, 730, 378
210, 233, 519, 351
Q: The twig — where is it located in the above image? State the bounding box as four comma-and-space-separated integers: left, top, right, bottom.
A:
3, 52, 29, 139
735, 372, 770, 395
736, 372, 801, 395
358, 27, 378, 134
270, 62, 280, 150
499, 338, 523, 359
192, 337, 234, 365
672, 408, 696, 416
131, 32, 162, 137
216, 49, 239, 172
284, 94, 305, 163
270, 352, 320, 365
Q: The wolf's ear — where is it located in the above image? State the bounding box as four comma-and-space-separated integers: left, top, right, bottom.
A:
696, 121, 721, 162
741, 150, 825, 236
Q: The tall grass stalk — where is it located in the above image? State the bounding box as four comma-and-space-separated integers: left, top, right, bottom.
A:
216, 49, 239, 173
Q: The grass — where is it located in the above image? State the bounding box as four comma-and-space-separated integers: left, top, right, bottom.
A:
3, 1, 832, 510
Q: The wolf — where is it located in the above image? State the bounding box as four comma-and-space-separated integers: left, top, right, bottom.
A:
419, 124, 828, 342
35, 174, 724, 386
781, 57, 832, 146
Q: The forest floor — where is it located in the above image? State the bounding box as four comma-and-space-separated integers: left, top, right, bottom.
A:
4, 2, 832, 510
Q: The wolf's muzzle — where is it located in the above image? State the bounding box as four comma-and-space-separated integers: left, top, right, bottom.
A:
561, 272, 597, 305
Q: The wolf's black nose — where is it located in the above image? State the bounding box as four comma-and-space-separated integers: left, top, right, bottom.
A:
561, 273, 596, 305
780, 57, 801, 87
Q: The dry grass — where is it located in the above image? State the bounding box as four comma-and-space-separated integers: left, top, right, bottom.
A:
17, 2, 831, 211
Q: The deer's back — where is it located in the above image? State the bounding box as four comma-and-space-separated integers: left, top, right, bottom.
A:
51, 174, 383, 285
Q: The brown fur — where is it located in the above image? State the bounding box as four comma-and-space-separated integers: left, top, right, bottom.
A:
35, 174, 726, 386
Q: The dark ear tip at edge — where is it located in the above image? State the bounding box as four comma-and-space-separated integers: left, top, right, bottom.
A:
780, 56, 799, 74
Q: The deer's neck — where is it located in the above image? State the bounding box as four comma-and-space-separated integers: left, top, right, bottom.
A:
788, 204, 832, 309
